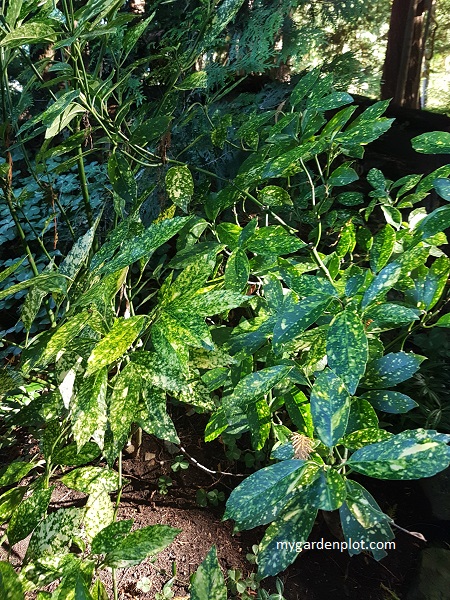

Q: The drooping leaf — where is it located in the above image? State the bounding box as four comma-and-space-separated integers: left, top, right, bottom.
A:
190, 546, 227, 600
138, 386, 179, 444
54, 442, 101, 466
303, 468, 346, 511
433, 177, 450, 201
71, 368, 108, 451
326, 309, 368, 395
104, 525, 180, 568
310, 370, 351, 447
412, 205, 450, 244
347, 429, 450, 479
224, 248, 249, 291
0, 487, 27, 524
258, 186, 293, 207
247, 397, 271, 450
370, 224, 396, 273
0, 461, 34, 487
257, 497, 318, 578
364, 303, 421, 332
0, 22, 57, 48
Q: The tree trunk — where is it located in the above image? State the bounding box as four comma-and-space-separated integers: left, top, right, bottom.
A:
381, 0, 433, 108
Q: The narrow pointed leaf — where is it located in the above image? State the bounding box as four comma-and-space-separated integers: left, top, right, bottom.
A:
71, 369, 108, 450
361, 262, 402, 310
273, 294, 331, 345
362, 351, 425, 388
8, 487, 53, 546
370, 224, 396, 273
360, 390, 418, 414
104, 525, 181, 568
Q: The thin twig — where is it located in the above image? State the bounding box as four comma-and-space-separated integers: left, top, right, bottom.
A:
178, 445, 246, 477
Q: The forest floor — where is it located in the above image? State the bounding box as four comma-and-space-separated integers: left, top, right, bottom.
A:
1, 413, 447, 600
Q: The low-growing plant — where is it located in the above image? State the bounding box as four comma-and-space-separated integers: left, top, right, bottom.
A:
1, 0, 450, 596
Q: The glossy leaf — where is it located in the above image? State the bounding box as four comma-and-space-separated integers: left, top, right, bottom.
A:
1, 22, 56, 48
165, 165, 194, 212
364, 303, 421, 332
8, 487, 53, 546
107, 362, 143, 459
223, 365, 292, 421
361, 390, 418, 414
273, 294, 331, 346
258, 186, 293, 207
104, 525, 180, 568
412, 205, 450, 243
433, 177, 450, 201
247, 397, 271, 450
361, 262, 402, 310
370, 224, 396, 273
257, 497, 317, 578
328, 164, 359, 187
25, 507, 82, 562
423, 257, 450, 310
346, 398, 378, 434
138, 386, 179, 444
190, 546, 227, 600
310, 370, 351, 447
61, 466, 120, 494
0, 487, 26, 524
91, 520, 133, 555
245, 226, 306, 255
86, 316, 146, 376
362, 351, 425, 388
53, 442, 101, 466
224, 460, 306, 531
0, 461, 34, 487
343, 428, 393, 450
304, 468, 346, 511
411, 131, 450, 154
225, 248, 250, 292
347, 429, 450, 479
326, 309, 368, 394
97, 216, 189, 275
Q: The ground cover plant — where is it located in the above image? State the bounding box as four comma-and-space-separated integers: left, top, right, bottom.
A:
1, 0, 450, 598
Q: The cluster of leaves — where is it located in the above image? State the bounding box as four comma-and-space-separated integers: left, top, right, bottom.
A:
1, 0, 450, 596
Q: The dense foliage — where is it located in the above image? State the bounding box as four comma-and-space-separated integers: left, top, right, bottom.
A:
1, 0, 450, 598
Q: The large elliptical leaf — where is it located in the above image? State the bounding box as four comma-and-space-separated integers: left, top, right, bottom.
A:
257, 497, 318, 578
104, 525, 180, 568
361, 351, 425, 388
347, 429, 450, 479
224, 460, 306, 531
310, 370, 351, 447
361, 262, 402, 310
326, 309, 368, 394
273, 294, 331, 346
223, 365, 292, 422
71, 368, 108, 450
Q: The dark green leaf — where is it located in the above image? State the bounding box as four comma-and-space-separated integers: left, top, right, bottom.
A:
0, 461, 34, 487
310, 370, 351, 447
433, 177, 450, 201
348, 429, 450, 479
361, 262, 402, 310
360, 390, 418, 414
91, 520, 133, 554
257, 497, 317, 578
258, 186, 293, 207
8, 487, 53, 546
362, 352, 425, 388
411, 131, 450, 154
223, 460, 306, 531
370, 225, 396, 273
343, 428, 392, 450
328, 164, 359, 187
25, 507, 82, 561
304, 468, 346, 511
0, 561, 24, 600
364, 303, 421, 332
104, 525, 180, 568
326, 309, 368, 395
273, 294, 331, 346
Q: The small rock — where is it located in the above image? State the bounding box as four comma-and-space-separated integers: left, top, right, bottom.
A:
144, 452, 156, 461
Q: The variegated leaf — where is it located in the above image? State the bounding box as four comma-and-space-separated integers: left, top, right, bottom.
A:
60, 467, 120, 494
104, 525, 181, 568
326, 309, 368, 394
310, 370, 350, 447
25, 507, 82, 561
71, 369, 108, 451
91, 520, 133, 555
8, 487, 53, 546
86, 316, 147, 376
190, 546, 227, 600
